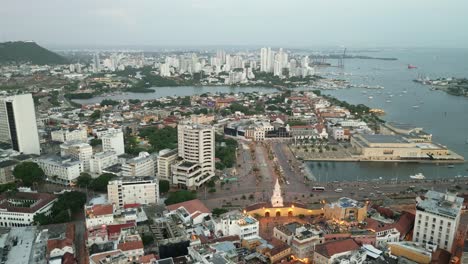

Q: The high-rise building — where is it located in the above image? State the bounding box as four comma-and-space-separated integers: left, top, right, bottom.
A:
273, 60, 282, 77
260, 47, 270, 72
107, 177, 159, 208
0, 94, 40, 155
172, 122, 215, 189
102, 130, 125, 155
216, 49, 226, 65
60, 140, 93, 172
159, 63, 171, 77
413, 190, 463, 251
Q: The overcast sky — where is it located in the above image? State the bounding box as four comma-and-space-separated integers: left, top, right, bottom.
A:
1, 0, 467, 49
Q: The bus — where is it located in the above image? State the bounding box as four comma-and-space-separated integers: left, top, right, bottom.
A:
312, 186, 325, 192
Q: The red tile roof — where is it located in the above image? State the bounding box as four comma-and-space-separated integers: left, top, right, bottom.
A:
394, 211, 415, 238
107, 222, 136, 236
166, 199, 211, 215
117, 240, 144, 252
61, 252, 76, 264
315, 239, 360, 259
123, 203, 141, 209
47, 223, 76, 255
0, 192, 56, 213
365, 211, 414, 239
139, 254, 158, 263
86, 204, 113, 217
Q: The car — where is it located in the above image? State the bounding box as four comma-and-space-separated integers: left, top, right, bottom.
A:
334, 188, 343, 193
286, 181, 290, 185
359, 188, 364, 191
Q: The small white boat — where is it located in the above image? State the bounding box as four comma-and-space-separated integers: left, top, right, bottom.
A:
412, 105, 420, 108
335, 188, 343, 193
368, 96, 373, 99
386, 100, 392, 103
410, 173, 425, 180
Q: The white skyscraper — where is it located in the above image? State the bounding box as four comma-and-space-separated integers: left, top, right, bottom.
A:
260, 47, 272, 72
413, 191, 463, 251
102, 130, 125, 155
159, 63, 171, 77
172, 122, 215, 189
273, 60, 282, 77
0, 94, 40, 155
216, 49, 226, 65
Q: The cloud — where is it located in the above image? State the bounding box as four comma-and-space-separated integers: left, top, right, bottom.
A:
89, 7, 136, 28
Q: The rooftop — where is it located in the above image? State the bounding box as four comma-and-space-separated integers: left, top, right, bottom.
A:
85, 204, 114, 218
315, 239, 360, 258
360, 134, 409, 144
167, 199, 211, 215
417, 190, 463, 219
328, 197, 365, 209
0, 192, 56, 213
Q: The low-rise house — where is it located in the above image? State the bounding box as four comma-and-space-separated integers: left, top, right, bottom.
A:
166, 199, 211, 225
313, 239, 361, 264
85, 204, 114, 229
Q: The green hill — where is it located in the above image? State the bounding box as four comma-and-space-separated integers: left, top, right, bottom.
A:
0, 41, 67, 65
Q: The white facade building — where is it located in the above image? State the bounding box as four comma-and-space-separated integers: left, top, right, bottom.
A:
173, 122, 215, 189
102, 130, 125, 155
51, 126, 88, 143
85, 204, 115, 229
107, 177, 159, 208
90, 151, 118, 175
216, 211, 259, 239
0, 192, 56, 227
0, 94, 40, 155
413, 191, 463, 251
122, 152, 155, 177
36, 156, 82, 186
156, 149, 178, 183
60, 141, 93, 172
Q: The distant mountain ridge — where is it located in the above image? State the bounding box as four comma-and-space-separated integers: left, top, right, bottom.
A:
0, 41, 67, 65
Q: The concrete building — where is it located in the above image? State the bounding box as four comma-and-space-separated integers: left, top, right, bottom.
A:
102, 130, 125, 155
0, 160, 17, 184
216, 211, 259, 239
156, 149, 178, 183
413, 191, 463, 251
351, 134, 452, 161
0, 94, 40, 155
0, 192, 56, 227
107, 177, 159, 208
324, 197, 367, 223
36, 156, 82, 186
51, 126, 88, 143
60, 140, 93, 172
122, 152, 155, 177
90, 151, 118, 175
173, 122, 215, 189
273, 222, 324, 259
388, 241, 437, 264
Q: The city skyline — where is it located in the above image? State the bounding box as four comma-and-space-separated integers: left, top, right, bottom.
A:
1, 0, 468, 49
